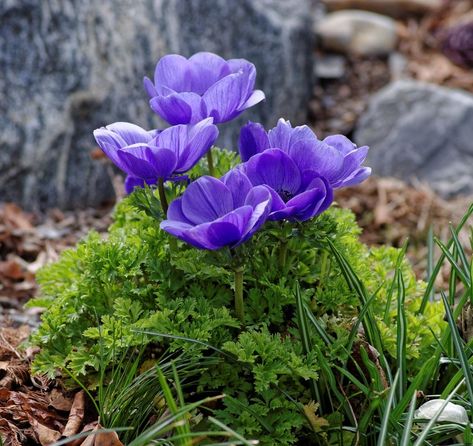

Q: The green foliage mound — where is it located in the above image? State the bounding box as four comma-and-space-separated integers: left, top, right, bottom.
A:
28, 154, 446, 445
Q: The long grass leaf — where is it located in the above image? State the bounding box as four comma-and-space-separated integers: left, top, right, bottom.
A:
400, 391, 418, 446
418, 203, 473, 314
441, 291, 473, 420
377, 371, 400, 446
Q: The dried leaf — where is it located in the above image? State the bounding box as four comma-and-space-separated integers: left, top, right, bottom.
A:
49, 388, 74, 412
62, 390, 85, 437
29, 415, 61, 446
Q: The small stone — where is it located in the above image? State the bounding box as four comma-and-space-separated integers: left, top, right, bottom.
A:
322, 0, 442, 18
355, 80, 473, 198
314, 54, 346, 79
388, 52, 407, 80
415, 400, 468, 424
317, 10, 398, 56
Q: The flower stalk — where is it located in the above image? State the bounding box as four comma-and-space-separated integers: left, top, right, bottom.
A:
158, 177, 169, 215
207, 149, 215, 177
279, 240, 288, 272
234, 266, 245, 322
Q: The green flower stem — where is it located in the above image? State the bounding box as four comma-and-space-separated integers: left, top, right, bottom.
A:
279, 239, 288, 272
158, 177, 169, 215
207, 149, 215, 177
234, 266, 244, 323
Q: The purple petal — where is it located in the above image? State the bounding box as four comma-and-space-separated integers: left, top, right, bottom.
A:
238, 89, 265, 112
323, 134, 357, 156
222, 169, 253, 208
143, 76, 158, 98
336, 146, 369, 183
154, 54, 192, 94
338, 167, 372, 188
206, 221, 243, 248
238, 121, 270, 162
150, 92, 205, 125
125, 176, 145, 194
243, 149, 301, 196
285, 139, 325, 173
155, 125, 189, 161
167, 197, 191, 223
203, 71, 248, 123
181, 176, 234, 225
178, 119, 219, 172
286, 179, 330, 221
240, 185, 272, 240
227, 58, 255, 74
147, 148, 178, 179
306, 140, 344, 183
117, 145, 177, 179
267, 119, 315, 152
189, 52, 231, 95
161, 220, 211, 249
116, 145, 157, 178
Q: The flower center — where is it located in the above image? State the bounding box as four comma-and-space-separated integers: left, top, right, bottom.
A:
278, 189, 295, 202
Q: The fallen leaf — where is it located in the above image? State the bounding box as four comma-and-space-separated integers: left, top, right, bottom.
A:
29, 415, 61, 446
62, 390, 85, 437
49, 388, 74, 412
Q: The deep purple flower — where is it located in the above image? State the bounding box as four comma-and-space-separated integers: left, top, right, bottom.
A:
94, 119, 218, 193
240, 148, 333, 222
440, 22, 473, 68
160, 171, 272, 250
239, 119, 371, 189
144, 52, 265, 125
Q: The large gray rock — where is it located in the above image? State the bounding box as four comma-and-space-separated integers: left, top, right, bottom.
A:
0, 0, 315, 210
355, 80, 473, 197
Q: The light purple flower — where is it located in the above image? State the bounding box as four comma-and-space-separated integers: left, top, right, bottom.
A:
93, 119, 218, 193
239, 119, 371, 189
144, 52, 265, 125
160, 171, 272, 250
240, 149, 333, 222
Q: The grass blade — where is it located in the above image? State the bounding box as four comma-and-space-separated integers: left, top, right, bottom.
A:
441, 291, 473, 420
400, 391, 418, 446
377, 371, 400, 446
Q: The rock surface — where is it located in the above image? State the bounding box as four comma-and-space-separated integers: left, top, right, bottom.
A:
0, 0, 315, 210
316, 10, 398, 56
355, 80, 473, 197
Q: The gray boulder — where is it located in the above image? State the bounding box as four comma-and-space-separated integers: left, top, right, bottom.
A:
0, 0, 315, 210
355, 80, 473, 197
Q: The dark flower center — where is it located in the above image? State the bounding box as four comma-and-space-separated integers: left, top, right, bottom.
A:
278, 189, 295, 202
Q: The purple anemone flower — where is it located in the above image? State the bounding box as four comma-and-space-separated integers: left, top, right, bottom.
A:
93, 118, 218, 194
144, 52, 265, 125
239, 148, 333, 222
239, 119, 371, 189
160, 171, 272, 250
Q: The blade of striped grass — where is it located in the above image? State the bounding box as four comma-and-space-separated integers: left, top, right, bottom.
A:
441, 291, 473, 420
418, 203, 473, 314
396, 271, 407, 400
427, 225, 435, 302
127, 395, 223, 446
327, 239, 391, 384
435, 237, 470, 288
400, 391, 418, 446
383, 241, 408, 323
377, 371, 400, 446
295, 281, 321, 405
157, 367, 191, 446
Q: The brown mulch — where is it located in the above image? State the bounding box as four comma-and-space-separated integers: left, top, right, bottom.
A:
0, 325, 124, 446
0, 203, 113, 328
336, 176, 473, 287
